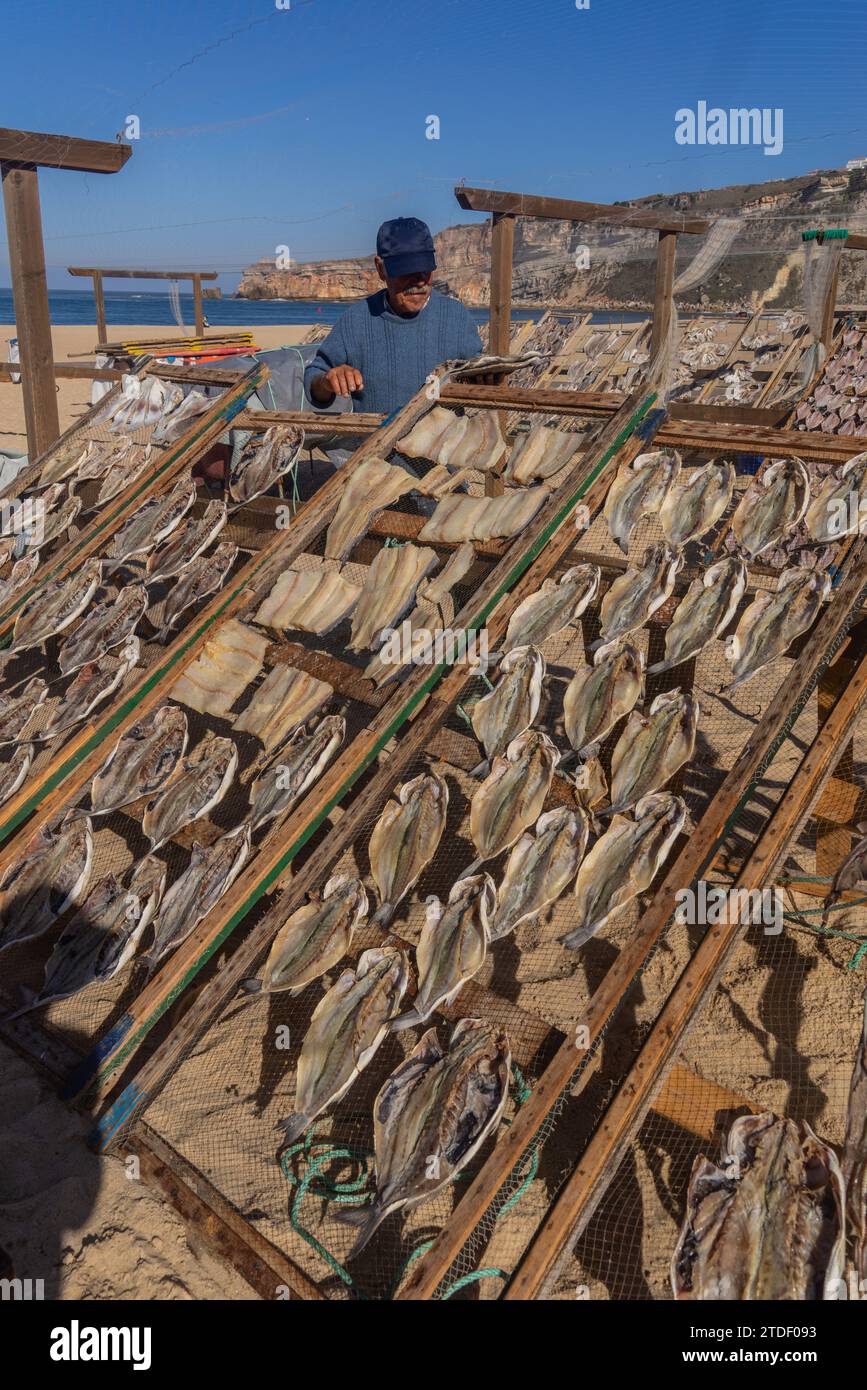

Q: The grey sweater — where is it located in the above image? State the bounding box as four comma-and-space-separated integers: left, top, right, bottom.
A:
304, 289, 482, 418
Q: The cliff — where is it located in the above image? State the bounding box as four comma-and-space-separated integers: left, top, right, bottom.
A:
236, 168, 867, 311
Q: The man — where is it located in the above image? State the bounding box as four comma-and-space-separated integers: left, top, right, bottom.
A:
304, 217, 482, 419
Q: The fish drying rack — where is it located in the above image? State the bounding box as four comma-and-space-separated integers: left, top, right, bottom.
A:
3, 310, 867, 1300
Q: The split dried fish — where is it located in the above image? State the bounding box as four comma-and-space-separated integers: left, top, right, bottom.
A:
253, 568, 361, 636
671, 1113, 845, 1300
363, 543, 475, 687
277, 945, 409, 1145
724, 566, 830, 691
604, 450, 681, 552
561, 792, 686, 950
606, 689, 698, 815
249, 716, 344, 835
805, 450, 867, 544
233, 664, 333, 753
102, 376, 182, 433
598, 542, 683, 644
729, 457, 810, 558
106, 477, 197, 571
324, 458, 417, 561
88, 703, 189, 818
0, 743, 33, 807
0, 811, 93, 952
348, 544, 439, 653
660, 459, 734, 547
96, 444, 155, 505
369, 771, 449, 927
151, 389, 212, 446
470, 645, 544, 763
16, 857, 166, 1016
0, 552, 40, 606
506, 422, 581, 485
340, 1018, 510, 1258
647, 557, 747, 676
142, 821, 251, 974
171, 619, 269, 718
68, 438, 123, 491
4, 556, 102, 661
37, 436, 90, 487
564, 637, 643, 757
490, 806, 588, 942
243, 874, 368, 999
145, 500, 227, 585
229, 424, 305, 504
418, 487, 547, 545
0, 678, 47, 745
469, 729, 557, 867
157, 541, 238, 641
502, 564, 600, 654
392, 874, 495, 1030
36, 638, 140, 742
440, 411, 506, 472
396, 406, 457, 461
58, 583, 147, 675
32, 493, 82, 552
142, 730, 237, 851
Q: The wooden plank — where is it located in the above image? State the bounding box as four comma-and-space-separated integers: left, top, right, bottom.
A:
0, 128, 131, 174
504, 641, 867, 1299
454, 186, 710, 235
93, 271, 106, 347
489, 214, 516, 357
0, 361, 121, 382
651, 231, 678, 361
651, 1065, 759, 1142
234, 408, 385, 434
396, 535, 867, 1299
1, 163, 60, 456
192, 273, 204, 337
68, 267, 218, 281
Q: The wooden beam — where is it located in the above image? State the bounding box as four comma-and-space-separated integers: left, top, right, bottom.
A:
454, 186, 710, 235
93, 270, 106, 346
233, 408, 384, 434
650, 230, 678, 361
192, 273, 204, 337
0, 128, 131, 174
822, 258, 842, 352
1, 162, 60, 455
489, 213, 515, 356
68, 267, 218, 281
0, 361, 122, 382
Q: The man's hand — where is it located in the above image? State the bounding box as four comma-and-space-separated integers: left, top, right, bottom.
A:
311, 365, 364, 402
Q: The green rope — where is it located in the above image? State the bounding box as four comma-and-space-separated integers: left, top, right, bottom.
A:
441, 1268, 507, 1298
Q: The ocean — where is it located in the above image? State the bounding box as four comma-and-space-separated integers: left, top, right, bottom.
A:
0, 288, 646, 330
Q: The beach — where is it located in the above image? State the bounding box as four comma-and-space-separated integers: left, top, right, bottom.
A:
0, 323, 313, 455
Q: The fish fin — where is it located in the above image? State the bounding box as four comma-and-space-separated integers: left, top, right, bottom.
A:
559, 923, 595, 951
341, 1202, 392, 1259
332, 1204, 374, 1230
390, 1007, 422, 1033
370, 902, 394, 929
276, 1113, 310, 1146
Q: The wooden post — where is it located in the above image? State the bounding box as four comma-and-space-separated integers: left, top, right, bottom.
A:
92, 270, 106, 346
821, 257, 840, 352
650, 229, 678, 361
192, 273, 204, 336
1, 162, 60, 455
489, 212, 515, 357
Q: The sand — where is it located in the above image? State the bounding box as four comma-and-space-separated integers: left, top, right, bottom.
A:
0, 323, 311, 455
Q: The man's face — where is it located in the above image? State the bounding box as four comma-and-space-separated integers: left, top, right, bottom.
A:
376, 257, 433, 314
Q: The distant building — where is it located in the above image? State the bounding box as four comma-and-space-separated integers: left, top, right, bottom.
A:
847, 158, 867, 171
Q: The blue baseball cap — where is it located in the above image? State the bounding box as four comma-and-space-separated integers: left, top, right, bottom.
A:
376, 217, 436, 277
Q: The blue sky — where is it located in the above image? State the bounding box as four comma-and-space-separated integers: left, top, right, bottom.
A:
2, 0, 866, 289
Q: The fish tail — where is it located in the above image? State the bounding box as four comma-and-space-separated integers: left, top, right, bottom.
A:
370, 902, 394, 929
277, 1112, 310, 1147
457, 856, 483, 881
559, 924, 595, 951
390, 1007, 422, 1033
3, 989, 42, 1023
645, 659, 669, 676
469, 757, 490, 779
336, 1201, 390, 1259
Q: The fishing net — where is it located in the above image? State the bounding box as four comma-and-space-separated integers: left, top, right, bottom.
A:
168, 280, 187, 335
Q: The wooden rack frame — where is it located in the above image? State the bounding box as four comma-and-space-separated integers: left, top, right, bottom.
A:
68, 266, 219, 344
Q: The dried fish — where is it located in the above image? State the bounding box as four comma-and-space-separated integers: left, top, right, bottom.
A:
0, 552, 40, 606
4, 556, 102, 662
598, 542, 682, 644
724, 566, 830, 691
392, 874, 495, 1030
142, 822, 251, 973
471, 645, 544, 763
646, 557, 747, 676
106, 476, 197, 571
0, 742, 33, 807
67, 438, 123, 491
103, 376, 182, 434
277, 946, 409, 1145
157, 541, 238, 641
418, 487, 547, 544
340, 1018, 510, 1258
369, 772, 449, 928
58, 583, 147, 675
233, 665, 333, 753
0, 678, 47, 745
37, 436, 91, 487
564, 639, 645, 757
249, 716, 344, 835
324, 458, 417, 561
506, 422, 581, 485
15, 857, 166, 1016
469, 729, 557, 866
440, 411, 506, 472
253, 568, 361, 636
151, 389, 212, 446
348, 544, 439, 653
805, 449, 867, 544
96, 444, 155, 505
243, 874, 368, 999
171, 619, 269, 718
0, 811, 93, 952
729, 457, 810, 558
490, 806, 588, 941
503, 564, 600, 654
606, 689, 698, 815
228, 424, 305, 504
671, 1113, 845, 1300
88, 703, 189, 818
364, 543, 475, 687
561, 792, 686, 950
35, 638, 140, 742
843, 987, 867, 1284
142, 731, 238, 851
396, 406, 458, 461
145, 500, 227, 584
660, 459, 734, 547
604, 450, 681, 552
29, 493, 83, 552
